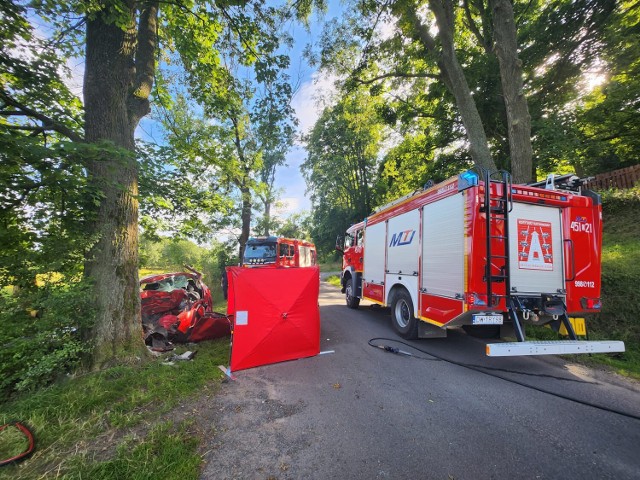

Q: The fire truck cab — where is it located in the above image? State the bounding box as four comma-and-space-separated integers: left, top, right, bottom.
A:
242, 236, 317, 268
337, 170, 625, 357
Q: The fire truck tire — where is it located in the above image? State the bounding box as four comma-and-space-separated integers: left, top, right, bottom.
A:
462, 325, 500, 339
391, 289, 418, 339
345, 278, 360, 309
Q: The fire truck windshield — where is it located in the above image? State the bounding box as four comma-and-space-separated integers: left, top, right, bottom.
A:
344, 234, 354, 248
243, 243, 277, 263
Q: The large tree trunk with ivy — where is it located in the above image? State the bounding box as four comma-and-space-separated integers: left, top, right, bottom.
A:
402, 1, 498, 172
490, 0, 533, 183
83, 2, 158, 367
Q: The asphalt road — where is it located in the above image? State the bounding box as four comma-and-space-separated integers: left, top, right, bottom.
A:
200, 280, 640, 480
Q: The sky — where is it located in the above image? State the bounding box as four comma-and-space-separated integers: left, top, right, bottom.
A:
270, 2, 345, 217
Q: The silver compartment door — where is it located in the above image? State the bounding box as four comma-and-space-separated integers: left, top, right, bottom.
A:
422, 193, 465, 298
363, 221, 386, 285
509, 203, 564, 294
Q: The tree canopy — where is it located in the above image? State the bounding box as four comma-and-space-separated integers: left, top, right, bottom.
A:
302, 0, 639, 254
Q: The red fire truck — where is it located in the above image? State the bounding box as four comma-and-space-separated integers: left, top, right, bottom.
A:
242, 236, 317, 268
337, 170, 625, 356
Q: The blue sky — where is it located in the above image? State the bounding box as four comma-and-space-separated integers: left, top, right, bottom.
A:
271, 1, 345, 217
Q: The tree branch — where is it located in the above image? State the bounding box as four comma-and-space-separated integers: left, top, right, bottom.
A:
218, 4, 263, 62
0, 110, 30, 116
463, 0, 491, 53
0, 90, 83, 142
387, 93, 439, 119
354, 71, 439, 85
129, 1, 159, 127
1, 124, 48, 133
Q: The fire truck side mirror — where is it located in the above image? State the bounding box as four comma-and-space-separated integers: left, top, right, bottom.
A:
335, 235, 344, 253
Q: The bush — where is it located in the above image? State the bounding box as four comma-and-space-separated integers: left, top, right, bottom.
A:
591, 186, 640, 350
0, 281, 96, 400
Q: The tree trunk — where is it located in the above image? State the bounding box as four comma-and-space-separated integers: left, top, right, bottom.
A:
490, 0, 533, 183
83, 2, 158, 367
263, 197, 272, 237
402, 2, 497, 172
238, 184, 252, 259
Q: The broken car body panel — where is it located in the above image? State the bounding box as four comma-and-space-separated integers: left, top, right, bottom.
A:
140, 271, 229, 350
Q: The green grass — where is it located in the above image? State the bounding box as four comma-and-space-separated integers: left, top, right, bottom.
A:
588, 188, 640, 378
212, 285, 228, 313
325, 274, 341, 287
0, 339, 230, 479
319, 261, 342, 272
67, 422, 202, 480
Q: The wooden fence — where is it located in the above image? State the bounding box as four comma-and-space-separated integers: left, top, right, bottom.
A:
583, 164, 640, 190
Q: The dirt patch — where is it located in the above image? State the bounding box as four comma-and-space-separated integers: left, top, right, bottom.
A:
198, 375, 314, 480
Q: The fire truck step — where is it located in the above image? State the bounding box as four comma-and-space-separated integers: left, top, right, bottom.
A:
486, 340, 626, 357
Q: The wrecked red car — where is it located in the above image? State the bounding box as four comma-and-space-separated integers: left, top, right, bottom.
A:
140, 269, 230, 350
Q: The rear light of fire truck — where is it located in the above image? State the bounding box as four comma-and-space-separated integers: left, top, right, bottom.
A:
580, 297, 602, 310
466, 293, 488, 307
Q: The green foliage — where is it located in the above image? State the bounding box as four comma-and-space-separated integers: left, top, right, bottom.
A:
573, 3, 640, 175
0, 340, 229, 479
521, 0, 639, 176
0, 281, 96, 400
309, 0, 639, 189
138, 140, 234, 243
593, 187, 640, 346
3, 0, 305, 368
139, 234, 236, 287
302, 90, 383, 253
276, 212, 314, 240
0, 0, 100, 290
325, 274, 341, 287
377, 132, 470, 204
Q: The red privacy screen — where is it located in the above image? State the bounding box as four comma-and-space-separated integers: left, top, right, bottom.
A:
226, 266, 320, 372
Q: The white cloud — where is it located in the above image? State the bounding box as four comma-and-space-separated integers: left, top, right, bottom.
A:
376, 14, 398, 42
291, 71, 340, 136
64, 57, 85, 99
275, 197, 301, 215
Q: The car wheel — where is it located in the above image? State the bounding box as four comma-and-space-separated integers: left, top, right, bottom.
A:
345, 278, 360, 309
391, 289, 418, 339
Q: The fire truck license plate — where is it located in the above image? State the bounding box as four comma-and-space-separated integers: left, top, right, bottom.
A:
472, 314, 503, 325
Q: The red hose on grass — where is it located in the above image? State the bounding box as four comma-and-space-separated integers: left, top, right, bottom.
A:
0, 422, 35, 466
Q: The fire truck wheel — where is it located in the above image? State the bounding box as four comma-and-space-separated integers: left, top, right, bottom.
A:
391, 289, 418, 339
345, 278, 360, 309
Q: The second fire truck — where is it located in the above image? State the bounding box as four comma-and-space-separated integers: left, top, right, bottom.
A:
242, 236, 317, 268
337, 170, 625, 356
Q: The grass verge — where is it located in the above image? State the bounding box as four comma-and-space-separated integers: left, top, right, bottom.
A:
319, 261, 342, 273
0, 339, 229, 479
325, 275, 341, 287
